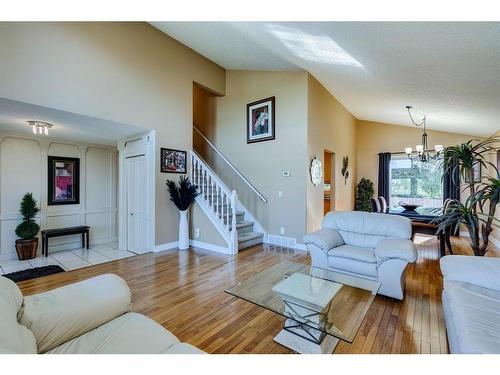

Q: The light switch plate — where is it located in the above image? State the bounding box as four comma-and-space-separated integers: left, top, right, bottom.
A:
280, 227, 285, 235
278, 190, 283, 198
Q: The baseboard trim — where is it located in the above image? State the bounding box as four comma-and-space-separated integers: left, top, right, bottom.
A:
458, 231, 500, 247
153, 241, 179, 252
189, 240, 231, 254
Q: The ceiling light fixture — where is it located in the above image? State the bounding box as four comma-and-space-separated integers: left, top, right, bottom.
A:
404, 106, 443, 163
27, 121, 53, 136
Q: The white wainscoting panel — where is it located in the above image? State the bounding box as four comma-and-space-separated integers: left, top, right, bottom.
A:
0, 133, 118, 260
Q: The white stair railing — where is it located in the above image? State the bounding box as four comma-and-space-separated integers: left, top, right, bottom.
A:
190, 150, 238, 253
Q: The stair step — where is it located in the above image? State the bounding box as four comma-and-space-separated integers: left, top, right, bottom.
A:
219, 210, 245, 224
233, 220, 254, 234
238, 231, 264, 250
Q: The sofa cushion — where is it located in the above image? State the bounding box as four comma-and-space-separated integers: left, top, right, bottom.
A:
46, 312, 184, 354
327, 257, 378, 278
328, 245, 377, 263
19, 274, 131, 353
443, 280, 500, 354
0, 276, 37, 354
322, 211, 411, 248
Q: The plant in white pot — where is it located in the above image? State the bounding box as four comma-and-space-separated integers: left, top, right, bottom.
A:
166, 176, 199, 250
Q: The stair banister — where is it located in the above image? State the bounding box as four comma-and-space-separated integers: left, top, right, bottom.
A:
193, 125, 267, 203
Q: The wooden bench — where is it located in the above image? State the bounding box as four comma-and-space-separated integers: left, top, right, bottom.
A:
41, 226, 90, 257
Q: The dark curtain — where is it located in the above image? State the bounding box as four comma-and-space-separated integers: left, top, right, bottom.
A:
377, 152, 391, 202
443, 151, 460, 202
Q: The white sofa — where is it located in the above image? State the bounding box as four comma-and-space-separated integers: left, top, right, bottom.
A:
0, 274, 204, 354
303, 211, 417, 299
440, 255, 500, 353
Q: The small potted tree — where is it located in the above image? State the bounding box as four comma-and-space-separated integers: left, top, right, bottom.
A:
166, 176, 199, 250
355, 178, 375, 212
15, 193, 40, 260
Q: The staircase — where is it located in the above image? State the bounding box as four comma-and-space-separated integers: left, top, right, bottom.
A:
190, 150, 265, 254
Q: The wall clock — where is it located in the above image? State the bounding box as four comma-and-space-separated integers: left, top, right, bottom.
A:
310, 157, 322, 186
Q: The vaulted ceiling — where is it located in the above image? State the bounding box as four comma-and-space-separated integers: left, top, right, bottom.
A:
152, 22, 500, 136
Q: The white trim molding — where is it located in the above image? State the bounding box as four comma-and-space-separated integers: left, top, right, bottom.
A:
189, 240, 233, 254
153, 241, 179, 252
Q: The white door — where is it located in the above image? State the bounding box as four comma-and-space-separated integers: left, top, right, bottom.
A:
126, 155, 149, 254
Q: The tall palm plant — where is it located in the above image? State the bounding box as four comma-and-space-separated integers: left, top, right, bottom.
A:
437, 137, 499, 256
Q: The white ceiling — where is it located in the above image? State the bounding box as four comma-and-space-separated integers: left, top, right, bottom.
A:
152, 22, 500, 137
0, 97, 144, 146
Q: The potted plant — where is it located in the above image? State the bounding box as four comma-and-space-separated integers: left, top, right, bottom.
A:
355, 178, 375, 212
437, 137, 500, 256
166, 176, 199, 250
15, 192, 40, 260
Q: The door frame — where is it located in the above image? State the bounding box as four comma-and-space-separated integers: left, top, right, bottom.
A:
117, 130, 155, 253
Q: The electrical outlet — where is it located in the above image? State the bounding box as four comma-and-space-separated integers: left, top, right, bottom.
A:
280, 227, 285, 235
195, 228, 200, 238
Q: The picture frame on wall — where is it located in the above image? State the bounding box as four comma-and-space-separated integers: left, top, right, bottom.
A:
48, 156, 80, 205
247, 96, 275, 144
160, 148, 187, 173
465, 162, 482, 183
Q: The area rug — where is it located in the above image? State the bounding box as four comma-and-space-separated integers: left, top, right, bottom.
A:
2, 265, 65, 282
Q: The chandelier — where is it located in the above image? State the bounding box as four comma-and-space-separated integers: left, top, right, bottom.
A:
404, 106, 443, 163
27, 121, 53, 136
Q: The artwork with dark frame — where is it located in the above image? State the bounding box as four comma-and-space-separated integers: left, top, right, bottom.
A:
497, 150, 500, 172
160, 148, 187, 173
247, 96, 275, 144
465, 162, 482, 183
48, 156, 80, 205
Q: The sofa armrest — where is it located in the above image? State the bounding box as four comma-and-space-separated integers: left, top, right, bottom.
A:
303, 228, 344, 253
19, 274, 131, 353
375, 238, 417, 263
440, 255, 500, 291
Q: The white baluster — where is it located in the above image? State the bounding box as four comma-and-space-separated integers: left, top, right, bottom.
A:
230, 190, 238, 253
211, 177, 215, 213
225, 192, 229, 232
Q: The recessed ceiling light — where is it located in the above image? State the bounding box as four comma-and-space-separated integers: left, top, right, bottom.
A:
27, 120, 53, 136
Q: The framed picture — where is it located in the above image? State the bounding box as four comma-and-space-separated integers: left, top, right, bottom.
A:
160, 148, 186, 173
48, 156, 80, 205
247, 96, 275, 144
465, 162, 481, 183
497, 150, 500, 171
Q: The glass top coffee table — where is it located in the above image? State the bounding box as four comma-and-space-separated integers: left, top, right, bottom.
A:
225, 261, 380, 354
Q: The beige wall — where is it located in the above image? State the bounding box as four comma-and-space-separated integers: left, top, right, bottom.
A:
307, 75, 358, 232
356, 120, 476, 191
194, 70, 309, 241
0, 22, 226, 246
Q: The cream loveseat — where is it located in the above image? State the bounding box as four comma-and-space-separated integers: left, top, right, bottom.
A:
440, 255, 500, 353
304, 211, 417, 300
0, 274, 204, 354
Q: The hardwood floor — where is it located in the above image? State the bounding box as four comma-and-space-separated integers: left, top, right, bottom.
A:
17, 236, 499, 354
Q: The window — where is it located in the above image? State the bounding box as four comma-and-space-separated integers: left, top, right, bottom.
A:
389, 155, 443, 212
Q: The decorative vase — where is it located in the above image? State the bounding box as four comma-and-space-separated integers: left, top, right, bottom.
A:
15, 238, 38, 260
178, 209, 189, 250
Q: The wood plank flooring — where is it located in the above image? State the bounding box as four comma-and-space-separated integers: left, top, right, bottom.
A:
17, 236, 499, 354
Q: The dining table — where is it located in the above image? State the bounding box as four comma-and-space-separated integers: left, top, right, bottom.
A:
388, 207, 451, 257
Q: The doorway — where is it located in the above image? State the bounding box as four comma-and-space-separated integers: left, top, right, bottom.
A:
323, 150, 335, 215
118, 131, 155, 254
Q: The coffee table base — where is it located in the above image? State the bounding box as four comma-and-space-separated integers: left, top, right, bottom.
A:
274, 319, 339, 354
